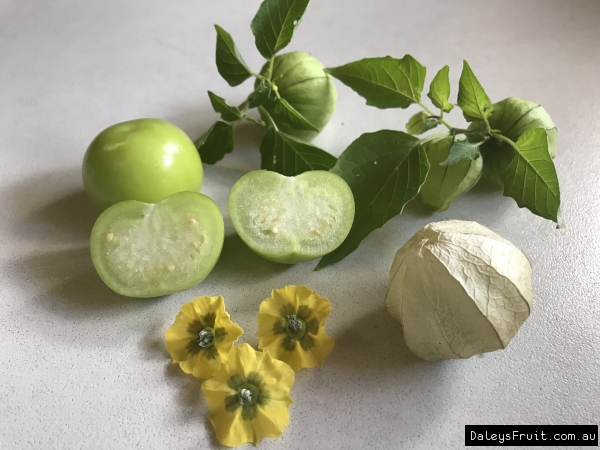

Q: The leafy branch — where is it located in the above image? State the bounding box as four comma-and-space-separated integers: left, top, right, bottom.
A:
196, 0, 335, 176
319, 55, 562, 268
197, 0, 563, 271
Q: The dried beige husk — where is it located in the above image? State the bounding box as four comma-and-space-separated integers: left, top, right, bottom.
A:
385, 220, 532, 361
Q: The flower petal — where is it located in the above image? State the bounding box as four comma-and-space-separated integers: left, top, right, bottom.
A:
165, 296, 244, 379
178, 301, 199, 321
164, 330, 192, 363
179, 351, 222, 379
202, 344, 295, 447
259, 352, 295, 402
225, 343, 263, 378
252, 402, 290, 441
311, 331, 335, 363
299, 287, 332, 324
256, 285, 335, 371
188, 295, 217, 318
256, 314, 281, 339
208, 406, 264, 447
259, 290, 289, 318
276, 285, 304, 309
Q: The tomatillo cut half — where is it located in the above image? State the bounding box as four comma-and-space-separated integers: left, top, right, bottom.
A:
229, 170, 355, 264
90, 192, 224, 298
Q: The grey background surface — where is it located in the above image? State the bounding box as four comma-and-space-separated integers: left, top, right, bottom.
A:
1, 0, 599, 449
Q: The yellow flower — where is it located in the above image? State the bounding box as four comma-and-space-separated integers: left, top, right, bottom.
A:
165, 296, 243, 379
256, 285, 335, 371
201, 343, 294, 447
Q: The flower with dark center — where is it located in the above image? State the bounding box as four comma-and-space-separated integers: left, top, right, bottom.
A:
201, 344, 294, 446
257, 285, 335, 371
165, 296, 243, 379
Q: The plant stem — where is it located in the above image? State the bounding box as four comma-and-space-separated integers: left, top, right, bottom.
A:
482, 116, 492, 131
259, 106, 279, 132
245, 116, 266, 127
267, 57, 275, 81
493, 133, 519, 151
237, 99, 249, 113
418, 101, 453, 130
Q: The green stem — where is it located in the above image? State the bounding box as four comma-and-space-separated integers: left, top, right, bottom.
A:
267, 57, 275, 81
482, 116, 492, 131
237, 99, 249, 114
493, 133, 519, 151
245, 116, 266, 127
418, 101, 453, 130
259, 106, 279, 132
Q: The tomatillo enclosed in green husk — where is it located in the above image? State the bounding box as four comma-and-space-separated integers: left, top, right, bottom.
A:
420, 137, 483, 211
258, 52, 337, 140
468, 97, 557, 186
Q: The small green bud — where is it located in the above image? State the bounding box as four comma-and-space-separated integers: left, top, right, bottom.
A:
420, 137, 483, 212
257, 52, 337, 140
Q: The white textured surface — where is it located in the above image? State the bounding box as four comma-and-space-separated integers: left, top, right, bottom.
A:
1, 0, 599, 449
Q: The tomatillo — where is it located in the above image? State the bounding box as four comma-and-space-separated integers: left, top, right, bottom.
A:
82, 118, 203, 210
258, 52, 337, 140
228, 170, 355, 264
90, 191, 224, 298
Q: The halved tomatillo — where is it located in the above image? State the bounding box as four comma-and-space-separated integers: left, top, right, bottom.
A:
228, 170, 355, 264
90, 191, 224, 298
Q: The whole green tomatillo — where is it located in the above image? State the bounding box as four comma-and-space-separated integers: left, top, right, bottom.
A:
82, 118, 203, 210
258, 52, 337, 140
420, 137, 483, 211
468, 97, 557, 186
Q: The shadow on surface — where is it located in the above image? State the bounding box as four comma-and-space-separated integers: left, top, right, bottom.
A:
329, 308, 425, 370
466, 177, 503, 194
29, 189, 100, 242
5, 168, 100, 246
232, 120, 265, 153
17, 247, 159, 317
402, 196, 436, 219
140, 323, 171, 361
162, 357, 224, 448
210, 233, 291, 280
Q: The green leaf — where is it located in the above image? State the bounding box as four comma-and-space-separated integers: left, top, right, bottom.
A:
250, 0, 310, 60
406, 111, 439, 135
207, 91, 242, 123
260, 128, 336, 176
457, 60, 494, 122
439, 138, 483, 166
248, 80, 271, 108
326, 55, 426, 109
214, 25, 252, 87
194, 121, 235, 164
500, 127, 561, 223
427, 65, 454, 113
272, 98, 318, 132
316, 130, 430, 269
